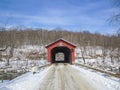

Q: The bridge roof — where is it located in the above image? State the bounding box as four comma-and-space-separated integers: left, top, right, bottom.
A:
45, 38, 76, 48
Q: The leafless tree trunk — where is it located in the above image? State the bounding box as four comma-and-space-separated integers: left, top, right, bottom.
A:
80, 47, 86, 64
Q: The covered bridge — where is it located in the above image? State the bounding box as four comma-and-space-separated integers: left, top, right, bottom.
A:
45, 38, 76, 64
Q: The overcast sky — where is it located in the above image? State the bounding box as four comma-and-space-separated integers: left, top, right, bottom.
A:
0, 0, 119, 34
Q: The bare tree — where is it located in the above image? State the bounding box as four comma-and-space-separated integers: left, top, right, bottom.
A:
78, 32, 86, 64
109, 0, 120, 31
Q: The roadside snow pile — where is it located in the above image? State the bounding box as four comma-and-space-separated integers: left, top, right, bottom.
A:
72, 65, 120, 90
0, 66, 50, 90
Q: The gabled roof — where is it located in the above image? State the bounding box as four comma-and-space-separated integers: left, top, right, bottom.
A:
45, 38, 76, 48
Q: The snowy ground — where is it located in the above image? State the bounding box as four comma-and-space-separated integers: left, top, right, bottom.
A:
75, 58, 120, 73
0, 45, 47, 80
75, 47, 120, 74
73, 65, 120, 90
0, 60, 47, 72
0, 66, 49, 90
1, 45, 119, 76
0, 63, 120, 90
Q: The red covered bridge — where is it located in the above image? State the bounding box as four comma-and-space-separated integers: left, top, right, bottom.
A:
45, 38, 76, 64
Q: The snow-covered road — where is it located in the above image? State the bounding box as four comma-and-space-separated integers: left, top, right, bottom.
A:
0, 63, 120, 90
39, 63, 96, 90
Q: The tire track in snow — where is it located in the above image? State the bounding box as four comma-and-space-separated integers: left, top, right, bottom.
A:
39, 65, 55, 90
39, 63, 96, 90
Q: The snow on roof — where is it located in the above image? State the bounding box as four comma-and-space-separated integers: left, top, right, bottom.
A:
45, 38, 76, 48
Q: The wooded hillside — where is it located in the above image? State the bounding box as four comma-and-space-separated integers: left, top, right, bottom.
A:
0, 28, 119, 49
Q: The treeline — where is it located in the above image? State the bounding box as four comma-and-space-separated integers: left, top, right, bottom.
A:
0, 28, 119, 49
0, 28, 120, 65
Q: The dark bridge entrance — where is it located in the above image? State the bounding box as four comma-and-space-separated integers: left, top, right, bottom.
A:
51, 47, 71, 63
45, 38, 76, 64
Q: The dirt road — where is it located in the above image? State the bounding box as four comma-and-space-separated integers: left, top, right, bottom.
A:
39, 63, 96, 90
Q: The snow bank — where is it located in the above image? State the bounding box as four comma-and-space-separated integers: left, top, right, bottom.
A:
72, 65, 120, 90
0, 66, 51, 90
